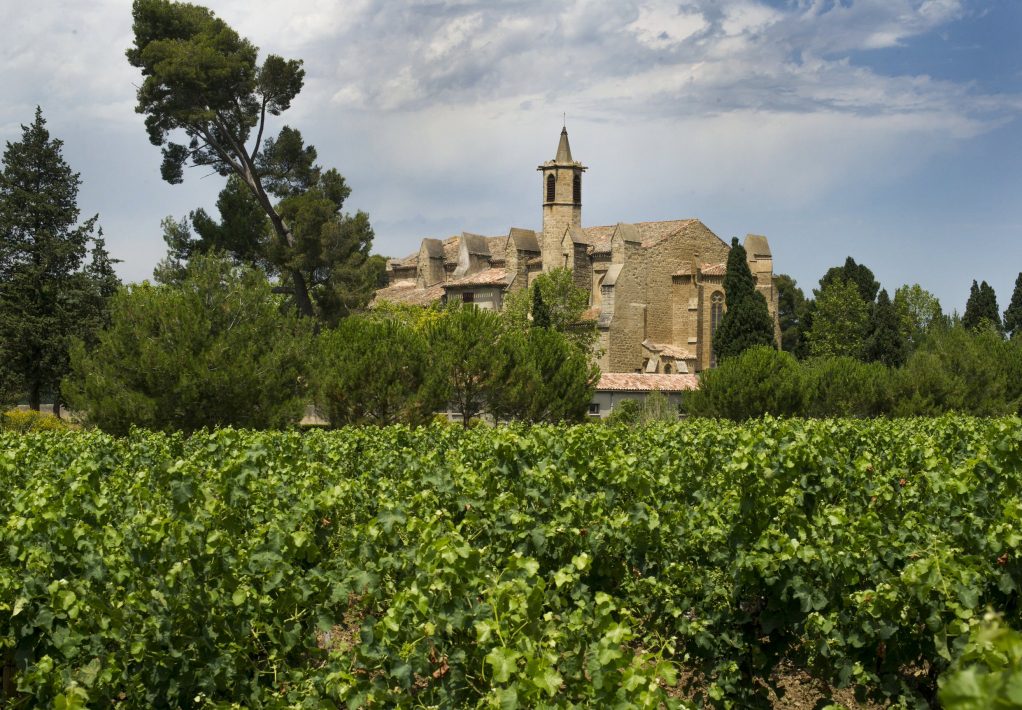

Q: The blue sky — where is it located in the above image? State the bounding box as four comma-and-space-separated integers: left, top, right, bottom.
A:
1, 0, 1020, 312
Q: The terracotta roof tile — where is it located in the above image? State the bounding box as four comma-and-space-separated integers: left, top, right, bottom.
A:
596, 373, 699, 392
444, 267, 511, 288
371, 280, 445, 307
700, 262, 726, 276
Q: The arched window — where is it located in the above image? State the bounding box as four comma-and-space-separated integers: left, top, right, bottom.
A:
663, 363, 672, 374
710, 291, 724, 367
573, 173, 581, 204
546, 173, 556, 202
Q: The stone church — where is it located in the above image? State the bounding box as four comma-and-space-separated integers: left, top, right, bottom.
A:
374, 128, 780, 374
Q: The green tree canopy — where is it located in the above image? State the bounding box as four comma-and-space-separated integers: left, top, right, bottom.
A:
490, 327, 599, 423
313, 315, 440, 426
713, 237, 775, 362
428, 305, 507, 426
963, 279, 1002, 332
501, 268, 596, 352
64, 254, 311, 434
775, 273, 809, 358
864, 289, 906, 367
807, 278, 870, 359
893, 325, 1022, 416
893, 283, 944, 351
0, 107, 119, 412
686, 346, 803, 420
818, 256, 879, 304
1003, 272, 1022, 339
128, 0, 382, 320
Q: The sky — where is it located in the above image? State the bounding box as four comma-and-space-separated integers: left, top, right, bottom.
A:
2, 0, 1020, 312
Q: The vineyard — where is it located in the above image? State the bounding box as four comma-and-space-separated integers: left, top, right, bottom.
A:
2, 417, 1021, 708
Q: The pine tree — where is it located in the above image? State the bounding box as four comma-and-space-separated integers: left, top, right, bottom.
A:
1004, 272, 1022, 339
0, 107, 117, 411
864, 289, 906, 366
713, 237, 775, 362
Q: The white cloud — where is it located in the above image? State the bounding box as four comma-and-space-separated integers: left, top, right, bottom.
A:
629, 2, 707, 49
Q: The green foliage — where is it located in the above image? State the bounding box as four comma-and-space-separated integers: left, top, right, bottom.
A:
1, 409, 74, 432
713, 238, 776, 362
893, 325, 1022, 416
893, 283, 944, 351
491, 327, 599, 423
428, 304, 507, 426
128, 0, 381, 319
531, 284, 551, 328
314, 315, 439, 426
637, 389, 678, 423
3, 418, 1022, 707
963, 279, 1002, 333
939, 614, 1022, 710
801, 356, 892, 417
818, 255, 879, 304
605, 398, 640, 425
864, 288, 906, 366
63, 254, 311, 434
808, 278, 870, 359
0, 108, 119, 410
686, 345, 803, 419
1003, 273, 1022, 339
775, 273, 809, 359
502, 268, 596, 352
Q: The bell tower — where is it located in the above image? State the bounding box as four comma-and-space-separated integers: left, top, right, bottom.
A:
538, 127, 586, 270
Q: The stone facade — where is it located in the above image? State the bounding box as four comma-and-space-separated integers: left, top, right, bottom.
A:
373, 128, 781, 374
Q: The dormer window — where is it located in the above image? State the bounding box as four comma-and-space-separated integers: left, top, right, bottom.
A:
573, 174, 581, 205
546, 173, 556, 202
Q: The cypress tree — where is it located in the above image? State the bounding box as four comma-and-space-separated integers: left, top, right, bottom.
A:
531, 285, 551, 328
1004, 272, 1022, 338
713, 237, 775, 362
864, 289, 906, 366
964, 279, 1001, 331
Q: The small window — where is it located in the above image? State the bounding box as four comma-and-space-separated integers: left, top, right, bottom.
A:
664, 363, 672, 374
546, 173, 556, 202
588, 403, 600, 416
573, 173, 581, 204
462, 291, 474, 304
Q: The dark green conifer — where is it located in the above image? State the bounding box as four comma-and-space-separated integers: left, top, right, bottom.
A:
713, 237, 775, 362
963, 279, 1002, 331
531, 285, 551, 328
865, 289, 906, 366
1004, 272, 1022, 338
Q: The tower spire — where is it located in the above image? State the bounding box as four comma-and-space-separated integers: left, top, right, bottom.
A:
555, 126, 573, 163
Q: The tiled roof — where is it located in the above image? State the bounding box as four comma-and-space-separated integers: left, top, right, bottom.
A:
390, 251, 419, 268
581, 219, 697, 253
444, 267, 511, 288
581, 306, 600, 321
371, 280, 445, 307
596, 373, 699, 392
700, 262, 726, 276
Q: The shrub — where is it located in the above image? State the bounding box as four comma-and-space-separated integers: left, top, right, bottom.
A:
802, 356, 893, 417
686, 345, 802, 420
314, 315, 440, 426
63, 255, 311, 434
0, 409, 73, 433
